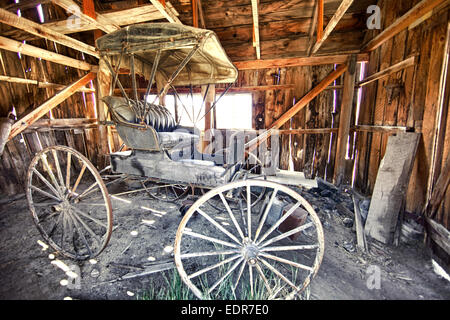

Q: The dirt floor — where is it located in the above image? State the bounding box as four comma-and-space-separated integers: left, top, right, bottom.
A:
0, 180, 449, 300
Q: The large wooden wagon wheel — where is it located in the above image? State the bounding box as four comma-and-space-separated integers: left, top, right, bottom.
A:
26, 146, 113, 260
174, 180, 324, 300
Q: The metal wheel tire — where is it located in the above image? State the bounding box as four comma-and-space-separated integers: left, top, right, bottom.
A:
174, 180, 325, 300
27, 146, 113, 260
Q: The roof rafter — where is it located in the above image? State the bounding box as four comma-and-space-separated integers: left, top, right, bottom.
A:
149, 0, 182, 24
312, 0, 355, 54
251, 0, 261, 60
0, 35, 95, 71
0, 7, 98, 58
50, 0, 120, 33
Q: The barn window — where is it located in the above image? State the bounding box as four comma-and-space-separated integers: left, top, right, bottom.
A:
146, 93, 253, 130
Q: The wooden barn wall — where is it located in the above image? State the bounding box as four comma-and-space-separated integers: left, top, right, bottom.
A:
354, 0, 450, 231
236, 65, 342, 181
0, 2, 123, 197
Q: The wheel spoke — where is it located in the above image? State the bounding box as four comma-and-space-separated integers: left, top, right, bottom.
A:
40, 154, 62, 193
47, 212, 63, 239
249, 264, 254, 298
73, 181, 99, 201
260, 244, 319, 252
66, 152, 71, 190
258, 257, 300, 293
32, 168, 61, 199
208, 257, 244, 295
67, 212, 93, 257
259, 222, 314, 248
188, 254, 241, 279
258, 252, 314, 272
233, 258, 247, 291
196, 208, 242, 245
218, 192, 245, 240
52, 149, 65, 190
30, 184, 60, 202
256, 201, 302, 245
183, 230, 240, 249
71, 163, 87, 196
70, 205, 108, 229
246, 184, 252, 240
180, 249, 239, 259
254, 189, 278, 242
255, 262, 273, 297
69, 209, 103, 245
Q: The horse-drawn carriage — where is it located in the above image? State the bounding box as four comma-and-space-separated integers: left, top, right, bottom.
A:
26, 23, 324, 300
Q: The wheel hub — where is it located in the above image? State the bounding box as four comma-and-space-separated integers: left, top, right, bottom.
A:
241, 238, 259, 264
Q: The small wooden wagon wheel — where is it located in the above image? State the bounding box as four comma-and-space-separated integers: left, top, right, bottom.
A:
174, 180, 324, 300
26, 146, 113, 260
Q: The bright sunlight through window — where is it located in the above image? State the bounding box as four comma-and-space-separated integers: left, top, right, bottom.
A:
146, 93, 252, 130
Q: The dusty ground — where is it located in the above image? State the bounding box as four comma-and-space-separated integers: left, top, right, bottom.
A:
0, 181, 449, 300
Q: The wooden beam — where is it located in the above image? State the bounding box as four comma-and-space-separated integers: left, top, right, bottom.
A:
26, 118, 98, 131
312, 0, 355, 54
149, 0, 182, 24
8, 72, 97, 141
277, 128, 338, 135
423, 153, 450, 219
50, 0, 120, 33
363, 0, 447, 52
353, 125, 408, 134
192, 0, 198, 28
251, 0, 261, 60
115, 84, 296, 94
307, 0, 319, 56
359, 56, 416, 87
334, 55, 357, 186
317, 0, 324, 42
197, 0, 206, 29
0, 7, 98, 58
426, 217, 450, 256
0, 36, 94, 71
234, 53, 369, 70
0, 75, 95, 93
7, 4, 165, 38
245, 63, 348, 152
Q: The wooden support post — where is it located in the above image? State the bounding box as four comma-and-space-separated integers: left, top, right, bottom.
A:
8, 72, 96, 141
0, 36, 94, 71
201, 84, 215, 152
334, 55, 357, 186
97, 59, 113, 159
0, 7, 98, 58
362, 0, 447, 52
307, 0, 319, 56
192, 0, 198, 27
197, 0, 206, 29
312, 0, 355, 54
317, 0, 324, 43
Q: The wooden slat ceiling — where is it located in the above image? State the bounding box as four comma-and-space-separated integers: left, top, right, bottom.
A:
0, 0, 378, 62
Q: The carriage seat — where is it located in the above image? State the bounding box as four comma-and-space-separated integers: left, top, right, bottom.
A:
102, 96, 199, 151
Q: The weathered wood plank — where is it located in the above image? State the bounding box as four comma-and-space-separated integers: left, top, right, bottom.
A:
364, 132, 421, 244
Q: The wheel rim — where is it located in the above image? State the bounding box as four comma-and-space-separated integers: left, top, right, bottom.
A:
174, 180, 324, 300
26, 146, 113, 260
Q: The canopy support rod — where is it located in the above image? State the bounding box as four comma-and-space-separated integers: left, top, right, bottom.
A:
142, 49, 162, 121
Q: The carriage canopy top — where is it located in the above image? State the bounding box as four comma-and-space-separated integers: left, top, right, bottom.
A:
96, 23, 238, 86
